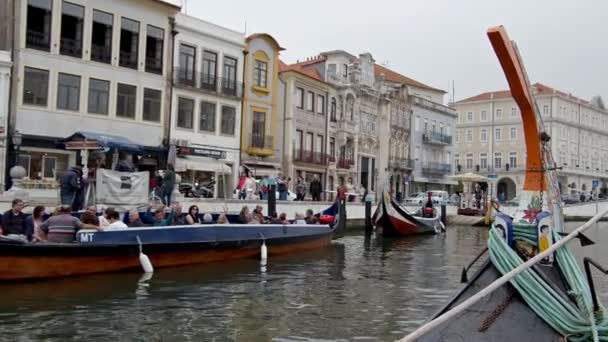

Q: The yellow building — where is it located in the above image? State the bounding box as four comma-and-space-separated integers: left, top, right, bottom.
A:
240, 33, 284, 177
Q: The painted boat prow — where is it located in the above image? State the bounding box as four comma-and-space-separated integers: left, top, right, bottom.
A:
374, 192, 440, 236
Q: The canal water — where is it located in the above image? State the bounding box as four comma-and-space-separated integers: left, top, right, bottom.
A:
0, 223, 606, 341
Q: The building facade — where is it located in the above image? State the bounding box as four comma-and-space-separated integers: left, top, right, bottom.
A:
170, 13, 244, 198
0, 51, 11, 190
7, 0, 179, 189
454, 83, 608, 200
240, 34, 284, 177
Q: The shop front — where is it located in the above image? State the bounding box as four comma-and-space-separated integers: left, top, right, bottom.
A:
175, 146, 233, 199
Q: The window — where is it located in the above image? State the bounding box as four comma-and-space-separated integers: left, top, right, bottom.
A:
327, 64, 336, 77
17, 155, 31, 177
201, 50, 217, 90
329, 137, 335, 157
143, 88, 161, 122
496, 108, 502, 120
56, 73, 80, 111
466, 129, 473, 143
177, 98, 194, 129
495, 128, 502, 141
119, 18, 140, 69
455, 132, 460, 144
222, 56, 238, 95
116, 83, 136, 119
494, 153, 502, 169
220, 106, 236, 135
480, 129, 487, 142
145, 25, 164, 74
254, 60, 268, 88
480, 153, 488, 169
317, 95, 325, 114
23, 67, 49, 106
199, 101, 216, 132
424, 120, 428, 132
454, 153, 459, 168
481, 110, 487, 121
296, 88, 304, 109
466, 153, 473, 169
306, 91, 314, 112
415, 116, 421, 131
178, 44, 196, 86
330, 97, 337, 122
42, 156, 57, 178
316, 135, 323, 153
511, 107, 517, 117
60, 2, 84, 58
88, 78, 109, 115
252, 112, 266, 148
510, 127, 517, 140
306, 132, 314, 152
466, 111, 473, 122
295, 130, 303, 154
343, 64, 348, 78
26, 0, 52, 51
509, 152, 517, 169
91, 10, 113, 64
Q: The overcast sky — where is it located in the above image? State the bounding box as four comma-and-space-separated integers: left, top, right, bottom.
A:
187, 0, 608, 103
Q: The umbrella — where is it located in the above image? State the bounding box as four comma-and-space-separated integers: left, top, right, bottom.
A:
450, 172, 491, 183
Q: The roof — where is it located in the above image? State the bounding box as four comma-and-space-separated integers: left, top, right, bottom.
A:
374, 64, 446, 93
456, 83, 590, 105
151, 0, 181, 9
279, 59, 326, 84
246, 33, 285, 51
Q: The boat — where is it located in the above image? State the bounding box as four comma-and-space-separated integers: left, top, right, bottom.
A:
373, 191, 443, 236
403, 26, 608, 341
0, 200, 345, 281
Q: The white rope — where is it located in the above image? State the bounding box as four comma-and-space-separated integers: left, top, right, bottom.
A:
399, 208, 608, 341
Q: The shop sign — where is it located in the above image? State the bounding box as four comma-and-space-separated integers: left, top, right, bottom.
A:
178, 146, 226, 159
65, 140, 100, 150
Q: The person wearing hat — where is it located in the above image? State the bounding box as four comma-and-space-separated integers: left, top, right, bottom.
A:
40, 205, 101, 243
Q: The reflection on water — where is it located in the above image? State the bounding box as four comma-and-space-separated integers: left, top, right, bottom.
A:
0, 223, 605, 341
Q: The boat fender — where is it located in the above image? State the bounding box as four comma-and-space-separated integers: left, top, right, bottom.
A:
136, 236, 154, 273
261, 241, 268, 262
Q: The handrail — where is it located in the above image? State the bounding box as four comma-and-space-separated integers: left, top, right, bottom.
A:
399, 207, 608, 341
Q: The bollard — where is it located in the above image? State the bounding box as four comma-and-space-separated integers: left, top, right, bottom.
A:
268, 184, 277, 217
365, 194, 373, 236
441, 203, 447, 226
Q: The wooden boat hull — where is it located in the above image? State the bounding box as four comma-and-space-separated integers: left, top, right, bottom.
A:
373, 193, 440, 236
0, 224, 336, 281
417, 259, 563, 341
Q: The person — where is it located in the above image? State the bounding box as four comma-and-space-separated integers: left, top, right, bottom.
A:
41, 205, 101, 243
247, 213, 260, 224
238, 173, 247, 200
422, 192, 434, 218
25, 205, 46, 242
217, 213, 229, 224
268, 212, 281, 224
150, 174, 158, 191
253, 205, 263, 216
305, 209, 319, 224
296, 176, 306, 201
346, 179, 355, 202
185, 205, 201, 225
278, 213, 289, 224
245, 174, 257, 200
1, 199, 29, 240
278, 176, 288, 201
127, 209, 145, 228
104, 208, 128, 230
361, 186, 368, 203
294, 213, 307, 225
80, 205, 100, 226
161, 164, 176, 205
98, 209, 111, 229
143, 205, 176, 227
172, 203, 186, 225
60, 165, 83, 207
203, 213, 213, 223
310, 176, 322, 201
238, 206, 250, 224
115, 152, 135, 172
259, 176, 269, 200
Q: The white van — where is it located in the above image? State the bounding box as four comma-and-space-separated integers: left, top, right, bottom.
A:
429, 190, 449, 204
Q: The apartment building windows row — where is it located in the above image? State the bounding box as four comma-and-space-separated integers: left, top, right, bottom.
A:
176, 44, 240, 97
22, 66, 162, 122
176, 97, 237, 136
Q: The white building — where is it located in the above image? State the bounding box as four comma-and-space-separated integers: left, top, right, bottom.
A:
170, 13, 244, 198
7, 0, 179, 189
0, 51, 11, 190
454, 83, 608, 199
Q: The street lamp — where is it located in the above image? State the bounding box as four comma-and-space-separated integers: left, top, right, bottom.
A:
11, 130, 22, 152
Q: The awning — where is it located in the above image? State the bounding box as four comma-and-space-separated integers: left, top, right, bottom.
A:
175, 156, 231, 173
244, 164, 278, 177
64, 131, 143, 153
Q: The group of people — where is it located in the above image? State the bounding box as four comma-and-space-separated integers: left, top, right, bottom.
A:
237, 205, 321, 225
0, 199, 230, 244
236, 172, 325, 202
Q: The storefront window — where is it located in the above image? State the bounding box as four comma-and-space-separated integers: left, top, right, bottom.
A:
17, 151, 69, 184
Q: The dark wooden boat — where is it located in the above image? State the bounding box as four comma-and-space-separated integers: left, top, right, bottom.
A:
0, 201, 345, 281
373, 192, 442, 236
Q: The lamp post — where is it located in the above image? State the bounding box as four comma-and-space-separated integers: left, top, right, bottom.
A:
6, 129, 23, 191
11, 129, 22, 152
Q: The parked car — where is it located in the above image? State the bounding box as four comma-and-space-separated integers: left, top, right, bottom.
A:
404, 193, 426, 205
429, 190, 449, 204
405, 191, 448, 205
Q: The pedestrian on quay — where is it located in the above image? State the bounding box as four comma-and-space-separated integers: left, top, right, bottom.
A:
309, 176, 322, 201
161, 164, 176, 205
259, 176, 269, 200
296, 176, 307, 201
60, 165, 83, 208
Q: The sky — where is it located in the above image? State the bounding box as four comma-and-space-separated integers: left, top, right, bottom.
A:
186, 0, 608, 103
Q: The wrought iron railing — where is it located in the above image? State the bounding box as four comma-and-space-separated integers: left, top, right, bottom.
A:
421, 162, 452, 174
422, 131, 453, 145
249, 134, 273, 150
60, 37, 82, 57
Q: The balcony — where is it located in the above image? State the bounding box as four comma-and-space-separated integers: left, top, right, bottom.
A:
422, 162, 452, 175
173, 68, 242, 99
293, 150, 329, 166
145, 57, 163, 75
91, 44, 112, 64
26, 30, 50, 51
200, 73, 217, 92
337, 157, 354, 169
219, 77, 243, 98
119, 51, 138, 69
389, 158, 414, 170
60, 37, 82, 58
422, 131, 452, 145
247, 134, 274, 156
